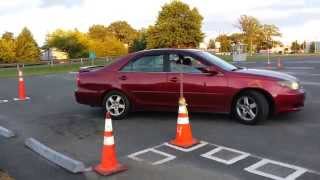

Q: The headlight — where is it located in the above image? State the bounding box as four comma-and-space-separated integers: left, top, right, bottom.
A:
278, 81, 300, 90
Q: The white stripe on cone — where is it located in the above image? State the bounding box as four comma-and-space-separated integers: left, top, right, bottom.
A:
178, 106, 188, 114
104, 118, 113, 132
177, 117, 189, 124
104, 136, 115, 145
19, 77, 23, 82
19, 71, 23, 77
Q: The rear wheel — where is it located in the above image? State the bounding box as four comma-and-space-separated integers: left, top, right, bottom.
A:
103, 91, 130, 120
232, 91, 269, 125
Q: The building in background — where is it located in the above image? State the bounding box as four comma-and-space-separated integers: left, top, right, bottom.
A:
304, 41, 320, 53
40, 48, 68, 61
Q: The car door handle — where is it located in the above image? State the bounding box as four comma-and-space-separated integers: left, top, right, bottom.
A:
119, 75, 127, 81
169, 77, 179, 82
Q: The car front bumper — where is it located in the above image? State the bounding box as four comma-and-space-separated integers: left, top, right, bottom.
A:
275, 88, 305, 113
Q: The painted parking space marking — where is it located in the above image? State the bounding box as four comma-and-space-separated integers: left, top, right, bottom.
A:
201, 146, 250, 165
0, 126, 15, 138
281, 72, 320, 77
245, 159, 307, 180
128, 148, 176, 165
301, 81, 320, 86
0, 99, 9, 103
127, 140, 320, 179
164, 141, 208, 152
13, 97, 30, 101
285, 67, 315, 70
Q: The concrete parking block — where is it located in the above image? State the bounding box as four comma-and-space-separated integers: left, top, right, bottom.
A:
25, 138, 86, 173
0, 126, 15, 138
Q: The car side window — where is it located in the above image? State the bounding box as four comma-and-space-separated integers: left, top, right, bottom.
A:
122, 55, 164, 72
169, 54, 206, 73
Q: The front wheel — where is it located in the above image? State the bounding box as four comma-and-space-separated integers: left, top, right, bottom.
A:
103, 91, 130, 120
232, 91, 269, 125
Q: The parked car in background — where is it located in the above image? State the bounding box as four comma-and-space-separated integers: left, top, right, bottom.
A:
75, 49, 305, 125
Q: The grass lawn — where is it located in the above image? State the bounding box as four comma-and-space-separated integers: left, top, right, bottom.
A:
0, 60, 113, 78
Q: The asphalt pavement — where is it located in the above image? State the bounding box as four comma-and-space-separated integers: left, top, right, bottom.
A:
1, 57, 320, 180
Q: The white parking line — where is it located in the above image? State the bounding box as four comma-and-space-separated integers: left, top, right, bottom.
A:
245, 159, 307, 180
201, 146, 250, 165
128, 148, 176, 165
285, 67, 315, 70
301, 81, 320, 86
203, 141, 320, 176
164, 141, 208, 152
13, 97, 30, 101
0, 126, 15, 138
0, 100, 9, 103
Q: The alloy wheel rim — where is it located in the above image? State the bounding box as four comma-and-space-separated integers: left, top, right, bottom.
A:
236, 96, 258, 121
106, 95, 125, 116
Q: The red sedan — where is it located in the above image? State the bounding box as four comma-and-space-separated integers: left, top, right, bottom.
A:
75, 49, 305, 125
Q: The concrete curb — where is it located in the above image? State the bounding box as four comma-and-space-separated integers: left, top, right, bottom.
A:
0, 126, 15, 138
25, 138, 86, 173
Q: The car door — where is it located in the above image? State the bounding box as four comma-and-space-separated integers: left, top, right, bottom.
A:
118, 52, 169, 109
166, 53, 229, 112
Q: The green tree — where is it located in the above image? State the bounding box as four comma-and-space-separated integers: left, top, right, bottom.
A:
15, 27, 40, 63
237, 15, 261, 55
207, 39, 216, 49
229, 33, 244, 44
291, 40, 300, 53
0, 41, 15, 63
146, 0, 204, 48
257, 24, 281, 50
88, 36, 127, 57
0, 31, 16, 63
310, 42, 316, 53
129, 29, 147, 52
46, 29, 89, 58
88, 24, 110, 40
2, 32, 14, 41
108, 21, 138, 45
215, 34, 231, 52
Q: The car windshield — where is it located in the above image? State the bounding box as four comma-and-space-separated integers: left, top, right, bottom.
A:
196, 51, 237, 71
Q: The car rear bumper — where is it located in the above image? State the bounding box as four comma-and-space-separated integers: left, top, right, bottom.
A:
275, 88, 305, 113
75, 89, 102, 107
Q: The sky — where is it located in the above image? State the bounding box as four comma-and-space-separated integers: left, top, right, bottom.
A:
0, 0, 319, 46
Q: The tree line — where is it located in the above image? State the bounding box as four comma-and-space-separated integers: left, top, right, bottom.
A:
209, 15, 282, 55
1, 1, 314, 64
0, 28, 40, 63
0, 1, 203, 63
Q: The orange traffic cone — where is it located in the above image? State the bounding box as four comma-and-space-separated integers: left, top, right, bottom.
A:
94, 112, 127, 176
170, 97, 199, 148
277, 58, 283, 69
14, 68, 29, 101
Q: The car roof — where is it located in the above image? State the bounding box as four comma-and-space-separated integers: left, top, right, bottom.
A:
137, 48, 203, 54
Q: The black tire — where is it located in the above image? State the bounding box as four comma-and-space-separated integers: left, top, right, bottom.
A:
232, 91, 269, 125
103, 91, 130, 120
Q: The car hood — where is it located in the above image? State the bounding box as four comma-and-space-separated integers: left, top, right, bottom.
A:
234, 68, 298, 81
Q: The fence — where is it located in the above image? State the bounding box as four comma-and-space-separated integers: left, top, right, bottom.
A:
0, 56, 119, 69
